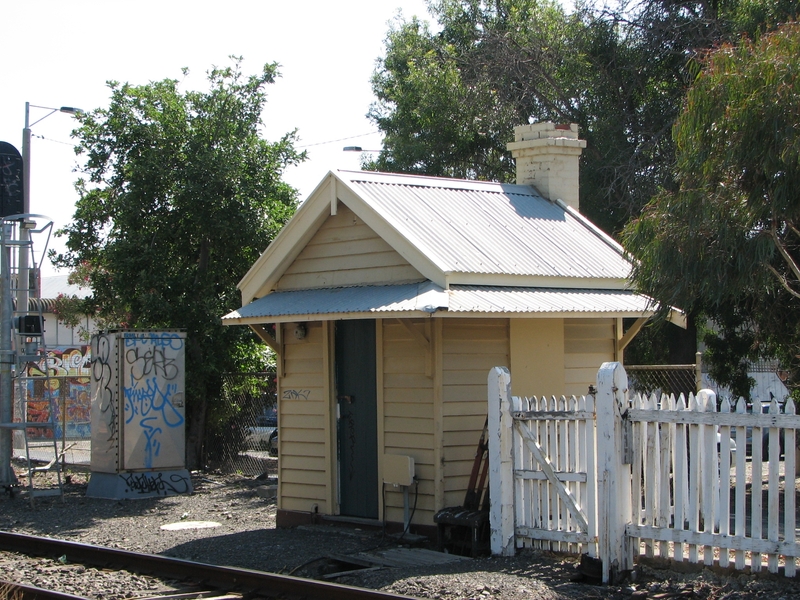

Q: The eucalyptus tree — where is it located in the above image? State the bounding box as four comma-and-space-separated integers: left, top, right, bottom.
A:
624, 23, 800, 396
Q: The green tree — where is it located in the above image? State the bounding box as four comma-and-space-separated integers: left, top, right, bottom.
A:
369, 0, 798, 234
623, 23, 800, 397
53, 59, 304, 467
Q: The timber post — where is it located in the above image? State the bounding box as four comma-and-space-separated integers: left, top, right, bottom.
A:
595, 361, 634, 583
488, 366, 515, 556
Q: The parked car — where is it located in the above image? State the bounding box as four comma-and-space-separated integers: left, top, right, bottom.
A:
245, 406, 277, 451
268, 428, 278, 456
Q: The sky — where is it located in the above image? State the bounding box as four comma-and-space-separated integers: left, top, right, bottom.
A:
0, 0, 433, 276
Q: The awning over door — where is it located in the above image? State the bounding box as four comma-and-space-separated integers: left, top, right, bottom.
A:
222, 281, 657, 325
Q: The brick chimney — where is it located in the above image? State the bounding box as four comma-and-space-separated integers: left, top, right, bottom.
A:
506, 122, 586, 211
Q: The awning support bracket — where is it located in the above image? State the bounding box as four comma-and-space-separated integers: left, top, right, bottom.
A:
250, 324, 279, 355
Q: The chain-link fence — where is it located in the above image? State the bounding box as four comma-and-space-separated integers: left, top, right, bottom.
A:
625, 360, 701, 400
13, 346, 93, 468
205, 371, 277, 477
626, 355, 793, 407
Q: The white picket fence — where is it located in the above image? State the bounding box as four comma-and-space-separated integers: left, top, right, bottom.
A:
488, 362, 800, 583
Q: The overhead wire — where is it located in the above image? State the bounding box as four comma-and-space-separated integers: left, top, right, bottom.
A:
297, 131, 380, 149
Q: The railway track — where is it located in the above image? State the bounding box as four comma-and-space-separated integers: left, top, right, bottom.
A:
0, 531, 418, 600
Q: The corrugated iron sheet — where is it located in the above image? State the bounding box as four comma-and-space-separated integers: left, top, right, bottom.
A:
223, 282, 447, 321
223, 282, 654, 322
40, 275, 91, 300
447, 285, 653, 315
338, 171, 631, 280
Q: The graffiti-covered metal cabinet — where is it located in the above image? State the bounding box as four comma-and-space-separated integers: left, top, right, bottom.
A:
87, 330, 191, 499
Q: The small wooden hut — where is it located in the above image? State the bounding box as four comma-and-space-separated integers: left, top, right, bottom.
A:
223, 123, 672, 533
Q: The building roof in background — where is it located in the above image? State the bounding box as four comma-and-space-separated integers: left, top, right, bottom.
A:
40, 275, 92, 300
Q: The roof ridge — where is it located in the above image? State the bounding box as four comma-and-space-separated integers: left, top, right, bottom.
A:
336, 170, 539, 194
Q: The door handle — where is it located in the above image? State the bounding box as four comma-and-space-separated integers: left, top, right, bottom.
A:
337, 395, 354, 404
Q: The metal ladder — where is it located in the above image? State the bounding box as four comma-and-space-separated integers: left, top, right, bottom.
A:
0, 216, 63, 503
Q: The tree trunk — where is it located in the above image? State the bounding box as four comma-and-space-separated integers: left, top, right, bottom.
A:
185, 396, 207, 471
184, 336, 208, 471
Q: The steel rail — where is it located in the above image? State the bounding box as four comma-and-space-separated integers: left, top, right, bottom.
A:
0, 579, 88, 600
0, 531, 417, 600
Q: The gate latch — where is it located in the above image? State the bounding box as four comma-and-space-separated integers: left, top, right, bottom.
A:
621, 408, 633, 464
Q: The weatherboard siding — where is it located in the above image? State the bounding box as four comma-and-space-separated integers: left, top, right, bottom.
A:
563, 318, 616, 396
441, 318, 509, 508
278, 320, 330, 513
381, 319, 436, 523
509, 318, 565, 398
276, 204, 423, 291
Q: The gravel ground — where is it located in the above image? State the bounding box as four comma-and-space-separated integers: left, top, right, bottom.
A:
1, 462, 799, 599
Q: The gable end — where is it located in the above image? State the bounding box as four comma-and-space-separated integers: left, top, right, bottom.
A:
276, 203, 425, 291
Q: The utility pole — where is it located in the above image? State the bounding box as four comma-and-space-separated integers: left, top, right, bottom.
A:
0, 222, 17, 488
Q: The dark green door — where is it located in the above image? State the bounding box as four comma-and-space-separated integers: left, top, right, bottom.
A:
335, 319, 378, 519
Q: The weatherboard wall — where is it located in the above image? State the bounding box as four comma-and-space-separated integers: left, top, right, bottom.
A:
381, 317, 510, 522
441, 318, 509, 508
564, 318, 617, 396
275, 203, 424, 291
509, 318, 566, 398
277, 320, 331, 514
381, 318, 437, 524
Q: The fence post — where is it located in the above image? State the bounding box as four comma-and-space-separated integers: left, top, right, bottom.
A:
488, 366, 515, 556
596, 362, 633, 584
695, 352, 702, 393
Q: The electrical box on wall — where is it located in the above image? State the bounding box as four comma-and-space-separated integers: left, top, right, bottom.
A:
383, 454, 415, 487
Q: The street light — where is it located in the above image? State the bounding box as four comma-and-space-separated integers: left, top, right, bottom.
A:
22, 103, 83, 215
343, 146, 383, 153
19, 103, 82, 307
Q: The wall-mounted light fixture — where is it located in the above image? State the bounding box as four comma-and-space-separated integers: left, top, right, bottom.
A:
294, 323, 307, 340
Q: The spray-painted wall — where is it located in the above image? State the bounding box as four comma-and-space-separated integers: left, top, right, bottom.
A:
90, 330, 187, 487
21, 345, 91, 440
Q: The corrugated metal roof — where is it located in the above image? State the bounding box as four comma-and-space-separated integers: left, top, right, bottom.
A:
337, 171, 631, 281
222, 282, 654, 323
447, 285, 652, 314
40, 275, 92, 300
224, 282, 448, 322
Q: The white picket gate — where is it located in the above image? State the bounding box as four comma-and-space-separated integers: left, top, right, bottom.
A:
488, 362, 800, 583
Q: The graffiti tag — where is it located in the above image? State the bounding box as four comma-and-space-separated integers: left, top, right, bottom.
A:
120, 471, 191, 495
